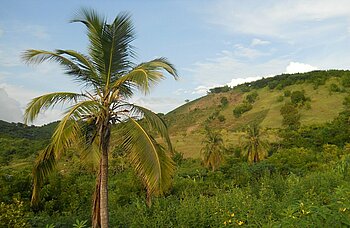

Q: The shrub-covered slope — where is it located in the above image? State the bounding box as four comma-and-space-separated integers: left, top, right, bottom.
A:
165, 70, 350, 158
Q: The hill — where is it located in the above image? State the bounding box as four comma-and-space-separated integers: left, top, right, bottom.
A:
164, 70, 350, 158
1, 70, 350, 227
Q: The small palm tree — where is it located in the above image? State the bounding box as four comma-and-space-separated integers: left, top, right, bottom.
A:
240, 124, 269, 163
22, 9, 178, 228
201, 127, 224, 171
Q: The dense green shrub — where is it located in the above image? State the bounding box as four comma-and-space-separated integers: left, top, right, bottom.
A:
280, 103, 301, 129
329, 83, 341, 93
245, 91, 258, 104
220, 97, 228, 107
290, 90, 308, 105
233, 102, 252, 118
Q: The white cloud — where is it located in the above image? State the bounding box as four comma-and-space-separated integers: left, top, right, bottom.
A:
206, 0, 350, 38
0, 83, 66, 125
192, 85, 216, 95
285, 62, 318, 74
251, 38, 270, 46
227, 76, 265, 87
0, 88, 23, 122
32, 109, 63, 126
0, 83, 40, 108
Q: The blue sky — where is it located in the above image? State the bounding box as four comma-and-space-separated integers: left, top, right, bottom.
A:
1, 0, 350, 124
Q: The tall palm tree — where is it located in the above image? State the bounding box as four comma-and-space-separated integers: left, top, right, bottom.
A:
239, 124, 269, 163
22, 9, 178, 228
201, 127, 224, 171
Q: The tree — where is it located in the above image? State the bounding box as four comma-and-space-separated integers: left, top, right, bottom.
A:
280, 102, 301, 129
240, 124, 269, 163
201, 127, 224, 171
22, 9, 178, 228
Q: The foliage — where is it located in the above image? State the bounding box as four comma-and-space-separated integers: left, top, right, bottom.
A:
220, 96, 229, 107
290, 90, 308, 105
208, 85, 231, 94
0, 199, 30, 227
329, 83, 341, 93
280, 103, 301, 129
284, 90, 291, 97
277, 95, 284, 102
233, 102, 252, 118
22, 9, 177, 227
246, 91, 259, 104
201, 127, 225, 171
239, 124, 269, 163
0, 120, 57, 140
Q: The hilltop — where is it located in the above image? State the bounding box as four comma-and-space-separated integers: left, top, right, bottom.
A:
164, 70, 350, 158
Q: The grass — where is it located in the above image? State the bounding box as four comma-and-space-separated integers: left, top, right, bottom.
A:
165, 77, 348, 158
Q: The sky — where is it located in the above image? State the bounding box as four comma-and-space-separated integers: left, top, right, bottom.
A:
1, 0, 350, 125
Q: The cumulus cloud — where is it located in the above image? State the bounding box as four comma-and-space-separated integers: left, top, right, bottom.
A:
227, 76, 265, 87
192, 85, 217, 95
285, 62, 318, 74
0, 88, 23, 122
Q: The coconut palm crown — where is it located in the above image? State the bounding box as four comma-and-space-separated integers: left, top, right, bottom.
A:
201, 127, 224, 171
22, 9, 178, 227
240, 124, 269, 163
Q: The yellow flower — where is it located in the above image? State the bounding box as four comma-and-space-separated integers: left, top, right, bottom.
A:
231, 213, 235, 217
223, 221, 227, 226
238, 221, 244, 226
228, 219, 232, 223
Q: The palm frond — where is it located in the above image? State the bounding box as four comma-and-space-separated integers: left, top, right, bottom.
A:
129, 105, 173, 152
55, 49, 101, 86
71, 8, 106, 80
24, 92, 84, 124
112, 58, 178, 95
105, 12, 135, 87
117, 117, 174, 196
31, 145, 56, 206
22, 50, 99, 87
71, 9, 135, 88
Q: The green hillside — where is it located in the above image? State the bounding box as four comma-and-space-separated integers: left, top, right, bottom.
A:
1, 70, 350, 226
165, 70, 350, 158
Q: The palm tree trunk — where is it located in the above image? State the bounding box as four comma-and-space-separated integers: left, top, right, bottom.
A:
100, 122, 111, 228
92, 167, 101, 228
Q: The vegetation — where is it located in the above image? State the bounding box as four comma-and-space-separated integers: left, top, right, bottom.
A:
21, 9, 177, 227
201, 127, 225, 171
2, 9, 350, 226
239, 124, 269, 163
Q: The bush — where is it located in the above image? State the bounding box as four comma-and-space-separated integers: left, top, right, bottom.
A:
233, 102, 252, 118
217, 115, 226, 122
280, 103, 301, 129
329, 83, 341, 93
220, 97, 229, 107
291, 90, 307, 105
277, 96, 284, 102
246, 91, 259, 104
284, 90, 291, 97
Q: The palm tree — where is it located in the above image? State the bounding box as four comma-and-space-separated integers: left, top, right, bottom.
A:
239, 124, 269, 163
22, 9, 178, 228
201, 127, 224, 171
